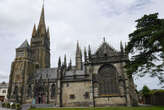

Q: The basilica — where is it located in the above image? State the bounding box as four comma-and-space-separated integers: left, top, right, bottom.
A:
8, 5, 138, 107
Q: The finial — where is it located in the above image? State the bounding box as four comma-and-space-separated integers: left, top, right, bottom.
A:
103, 37, 106, 42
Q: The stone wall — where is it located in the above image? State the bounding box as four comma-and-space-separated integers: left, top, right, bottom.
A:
95, 97, 126, 106
62, 81, 92, 107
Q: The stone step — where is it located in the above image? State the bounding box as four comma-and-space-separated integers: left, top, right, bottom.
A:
21, 104, 31, 110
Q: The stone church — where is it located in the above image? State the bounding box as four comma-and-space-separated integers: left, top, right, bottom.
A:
8, 5, 138, 107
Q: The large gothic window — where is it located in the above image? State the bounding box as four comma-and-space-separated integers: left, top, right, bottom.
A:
97, 64, 119, 96
51, 84, 56, 98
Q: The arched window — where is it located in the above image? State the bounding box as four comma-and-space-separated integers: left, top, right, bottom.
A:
97, 64, 119, 96
51, 84, 56, 98
28, 85, 32, 98
13, 85, 19, 102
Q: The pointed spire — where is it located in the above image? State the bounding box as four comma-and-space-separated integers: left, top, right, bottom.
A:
84, 47, 87, 60
69, 58, 72, 70
64, 54, 67, 68
38, 4, 46, 36
58, 57, 61, 68
47, 27, 50, 40
125, 42, 127, 54
32, 24, 36, 37
120, 41, 124, 53
76, 41, 80, 56
88, 45, 91, 58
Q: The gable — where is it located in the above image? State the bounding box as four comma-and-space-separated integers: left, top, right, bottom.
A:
94, 42, 118, 57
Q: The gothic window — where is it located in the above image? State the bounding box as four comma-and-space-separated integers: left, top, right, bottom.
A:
84, 92, 89, 99
66, 83, 69, 87
70, 94, 75, 99
13, 86, 18, 96
2, 90, 6, 93
51, 84, 56, 98
13, 85, 19, 102
28, 85, 32, 98
97, 64, 119, 96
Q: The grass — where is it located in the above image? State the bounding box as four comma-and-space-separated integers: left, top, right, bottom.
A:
29, 106, 164, 110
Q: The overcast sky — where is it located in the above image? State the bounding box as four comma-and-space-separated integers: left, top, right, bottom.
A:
0, 0, 164, 90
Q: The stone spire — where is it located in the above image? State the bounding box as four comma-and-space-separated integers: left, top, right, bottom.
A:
58, 57, 61, 68
76, 41, 82, 70
32, 24, 36, 37
37, 4, 46, 36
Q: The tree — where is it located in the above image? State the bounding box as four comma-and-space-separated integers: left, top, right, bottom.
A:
125, 13, 164, 84
141, 85, 150, 96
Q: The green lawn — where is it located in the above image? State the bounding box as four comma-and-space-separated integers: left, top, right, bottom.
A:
29, 106, 164, 110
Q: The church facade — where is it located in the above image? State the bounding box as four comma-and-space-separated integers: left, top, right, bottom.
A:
8, 6, 138, 107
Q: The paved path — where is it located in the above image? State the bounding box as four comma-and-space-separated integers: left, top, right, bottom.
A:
0, 107, 15, 110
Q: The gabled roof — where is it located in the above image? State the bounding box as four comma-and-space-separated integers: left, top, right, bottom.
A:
94, 41, 118, 57
18, 40, 30, 49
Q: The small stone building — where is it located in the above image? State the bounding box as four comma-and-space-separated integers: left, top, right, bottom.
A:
8, 5, 138, 107
0, 82, 8, 102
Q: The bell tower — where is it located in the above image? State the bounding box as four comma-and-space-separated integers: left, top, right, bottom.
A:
30, 5, 50, 68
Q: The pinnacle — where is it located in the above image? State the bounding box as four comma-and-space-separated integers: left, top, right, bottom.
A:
32, 24, 36, 37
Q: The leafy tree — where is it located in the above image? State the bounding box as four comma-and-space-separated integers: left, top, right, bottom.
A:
142, 85, 150, 96
125, 13, 164, 84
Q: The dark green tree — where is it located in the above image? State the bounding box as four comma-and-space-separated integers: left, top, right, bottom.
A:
125, 13, 164, 84
141, 85, 150, 96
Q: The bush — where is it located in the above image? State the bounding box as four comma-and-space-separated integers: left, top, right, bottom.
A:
6, 102, 10, 108
11, 103, 16, 109
16, 103, 21, 110
2, 103, 6, 107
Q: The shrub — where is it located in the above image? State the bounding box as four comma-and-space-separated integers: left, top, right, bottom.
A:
16, 103, 21, 110
2, 103, 6, 107
11, 103, 16, 109
6, 102, 10, 108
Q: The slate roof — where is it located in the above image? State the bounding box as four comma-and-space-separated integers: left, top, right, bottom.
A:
18, 40, 30, 49
35, 68, 58, 80
65, 70, 85, 76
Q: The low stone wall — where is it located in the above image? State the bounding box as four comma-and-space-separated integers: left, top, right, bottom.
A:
95, 97, 126, 106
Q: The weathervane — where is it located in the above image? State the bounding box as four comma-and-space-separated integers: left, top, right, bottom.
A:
42, 0, 45, 5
